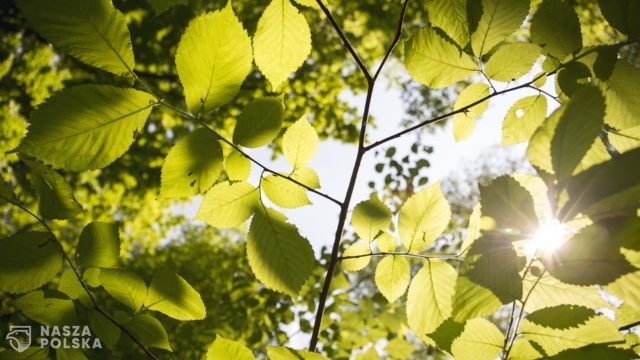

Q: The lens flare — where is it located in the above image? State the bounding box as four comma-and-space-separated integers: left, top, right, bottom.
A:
524, 220, 573, 256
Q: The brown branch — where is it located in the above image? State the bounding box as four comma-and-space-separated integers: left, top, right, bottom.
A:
619, 320, 640, 332
339, 251, 461, 262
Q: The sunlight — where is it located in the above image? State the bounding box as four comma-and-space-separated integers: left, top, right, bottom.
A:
524, 220, 573, 256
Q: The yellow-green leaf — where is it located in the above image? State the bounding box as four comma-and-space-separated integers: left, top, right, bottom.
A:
195, 181, 259, 228
225, 150, 251, 181
470, 0, 530, 56
374, 256, 410, 303
206, 336, 255, 360
100, 268, 147, 312
127, 313, 172, 351
22, 158, 82, 220
426, 0, 469, 47
376, 232, 397, 253
451, 318, 503, 360
262, 175, 311, 209
502, 95, 547, 145
602, 61, 640, 130
283, 116, 318, 170
76, 222, 120, 268
342, 242, 371, 272
452, 83, 490, 141
485, 43, 540, 82
351, 194, 392, 242
144, 267, 206, 320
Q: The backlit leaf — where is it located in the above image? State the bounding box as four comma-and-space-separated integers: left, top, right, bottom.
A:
262, 175, 311, 209
598, 0, 640, 37
233, 98, 284, 148
76, 222, 120, 268
22, 158, 82, 220
16, 290, 77, 326
283, 116, 318, 170
267, 346, 326, 359
502, 95, 547, 145
374, 255, 410, 303
450, 318, 503, 360
426, 0, 469, 47
485, 43, 540, 82
525, 305, 596, 329
452, 83, 490, 141
144, 267, 206, 320
225, 150, 251, 181
351, 194, 392, 242
479, 175, 538, 234
100, 268, 147, 312
206, 336, 255, 360
470, 0, 530, 56
530, 0, 582, 59
195, 181, 259, 228
602, 61, 640, 130
128, 313, 172, 351
342, 242, 371, 272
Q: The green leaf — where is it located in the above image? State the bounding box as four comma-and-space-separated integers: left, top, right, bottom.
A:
17, 0, 135, 76
452, 276, 502, 322
470, 0, 530, 56
406, 260, 457, 337
291, 167, 320, 189
452, 83, 490, 141
262, 175, 311, 209
233, 98, 284, 148
398, 181, 451, 253
56, 348, 88, 360
530, 0, 582, 59
0, 232, 62, 294
88, 310, 120, 347
127, 313, 172, 351
426, 0, 469, 47
427, 318, 466, 354
76, 222, 120, 268
253, 0, 312, 89
602, 61, 640, 130
606, 271, 640, 309
460, 204, 481, 254
22, 158, 82, 220
502, 95, 547, 145
19, 85, 155, 171
557, 62, 591, 97
374, 255, 410, 303
485, 43, 540, 82
207, 336, 255, 360
525, 305, 596, 330
405, 26, 478, 88
609, 125, 640, 154
58, 269, 87, 301
376, 232, 397, 253
195, 181, 259, 228
509, 339, 543, 360
479, 175, 538, 234
282, 116, 318, 170
528, 105, 565, 174
146, 0, 186, 14
247, 207, 315, 297
450, 318, 504, 360
292, 0, 320, 9
83, 267, 102, 288
598, 0, 640, 38
16, 290, 77, 326
384, 338, 414, 359
225, 150, 251, 181
267, 346, 326, 360
144, 267, 206, 320
160, 128, 223, 198
342, 242, 371, 272
175, 4, 252, 113
351, 194, 392, 242
547, 344, 638, 360
0, 176, 13, 204
523, 272, 607, 312
100, 268, 147, 312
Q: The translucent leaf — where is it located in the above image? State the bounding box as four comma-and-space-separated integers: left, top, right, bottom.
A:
16, 290, 77, 326
557, 62, 591, 98
450, 318, 503, 360
470, 0, 530, 56
546, 344, 638, 360
502, 95, 547, 145
528, 105, 565, 174
0, 177, 13, 203
405, 26, 478, 88
253, 0, 312, 89
452, 83, 490, 141
76, 222, 120, 268
56, 348, 88, 360
291, 167, 320, 189
100, 268, 147, 312
460, 204, 481, 254
88, 310, 120, 347
523, 272, 607, 312
427, 318, 465, 353
175, 4, 252, 113
0, 348, 49, 359
342, 242, 371, 272
233, 98, 284, 148
376, 232, 397, 253
606, 271, 640, 309
127, 313, 172, 351
485, 43, 540, 82
384, 338, 414, 359
0, 232, 62, 294
292, 0, 320, 9
374, 255, 410, 303
406, 260, 457, 337
19, 85, 155, 171
22, 158, 81, 220
283, 116, 318, 170
609, 125, 640, 154
571, 138, 610, 176
144, 267, 206, 320
525, 305, 596, 329
452, 276, 502, 322
509, 339, 542, 360
83, 267, 102, 288
479, 175, 538, 234
17, 0, 135, 76
551, 86, 605, 182
225, 150, 251, 181
262, 175, 311, 209
207, 336, 255, 360
247, 207, 315, 297
161, 129, 223, 198
58, 269, 87, 301
426, 0, 469, 47
530, 0, 582, 59
195, 181, 259, 228
602, 61, 640, 130
398, 181, 451, 253
351, 194, 392, 242
267, 346, 326, 359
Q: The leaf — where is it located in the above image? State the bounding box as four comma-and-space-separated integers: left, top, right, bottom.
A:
127, 313, 172, 351
22, 158, 82, 220
207, 336, 255, 360
16, 290, 77, 326
406, 260, 457, 337
546, 344, 638, 360
76, 222, 120, 268
479, 175, 538, 234
342, 242, 371, 272
557, 62, 592, 97
58, 269, 87, 301
56, 349, 88, 360
351, 194, 392, 242
0, 232, 62, 294
246, 207, 315, 297
551, 86, 605, 182
146, 0, 186, 14
398, 181, 451, 253
543, 218, 637, 285
528, 105, 565, 174
509, 339, 542, 360
88, 310, 120, 347
195, 181, 259, 228
452, 83, 490, 141
175, 4, 252, 113
262, 175, 311, 209
0, 177, 13, 204
374, 255, 410, 303
19, 85, 155, 171
598, 0, 640, 37
602, 61, 640, 130
526, 305, 597, 330
609, 125, 640, 154
427, 318, 466, 354
17, 0, 135, 76
450, 318, 504, 360
291, 167, 320, 189
523, 272, 607, 312
225, 150, 251, 181
376, 232, 397, 253
282, 116, 318, 170
530, 0, 582, 59
460, 204, 481, 254
384, 338, 414, 359
426, 0, 469, 47
485, 43, 540, 82
144, 267, 206, 320
267, 346, 326, 360
160, 129, 223, 198
405, 26, 478, 88
100, 268, 147, 312
502, 95, 547, 145
233, 98, 284, 148
606, 271, 640, 309
253, 0, 312, 89
470, 0, 530, 56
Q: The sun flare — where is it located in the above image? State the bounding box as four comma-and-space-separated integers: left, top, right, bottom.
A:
525, 220, 573, 256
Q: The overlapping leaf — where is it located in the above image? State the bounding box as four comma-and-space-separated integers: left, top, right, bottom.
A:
144, 267, 206, 320
351, 195, 391, 242
76, 222, 120, 268
233, 98, 284, 148
452, 83, 490, 141
530, 0, 582, 59
195, 181, 259, 228
22, 158, 82, 220
470, 0, 530, 56
206, 336, 255, 360
502, 95, 547, 145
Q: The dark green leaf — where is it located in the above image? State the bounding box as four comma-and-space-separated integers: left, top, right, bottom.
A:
557, 62, 591, 97
15, 290, 78, 326
127, 313, 172, 351
525, 305, 596, 329
479, 175, 538, 234
530, 0, 582, 59
100, 268, 147, 312
427, 318, 465, 354
22, 158, 82, 220
546, 344, 637, 360
598, 0, 640, 38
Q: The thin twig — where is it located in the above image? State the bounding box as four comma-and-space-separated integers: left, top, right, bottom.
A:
339, 251, 461, 262
619, 320, 640, 332
527, 84, 561, 105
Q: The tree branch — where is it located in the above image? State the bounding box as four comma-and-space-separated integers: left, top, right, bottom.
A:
340, 251, 461, 262
619, 320, 640, 332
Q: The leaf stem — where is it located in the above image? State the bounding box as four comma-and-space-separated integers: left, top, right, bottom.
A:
339, 251, 461, 262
